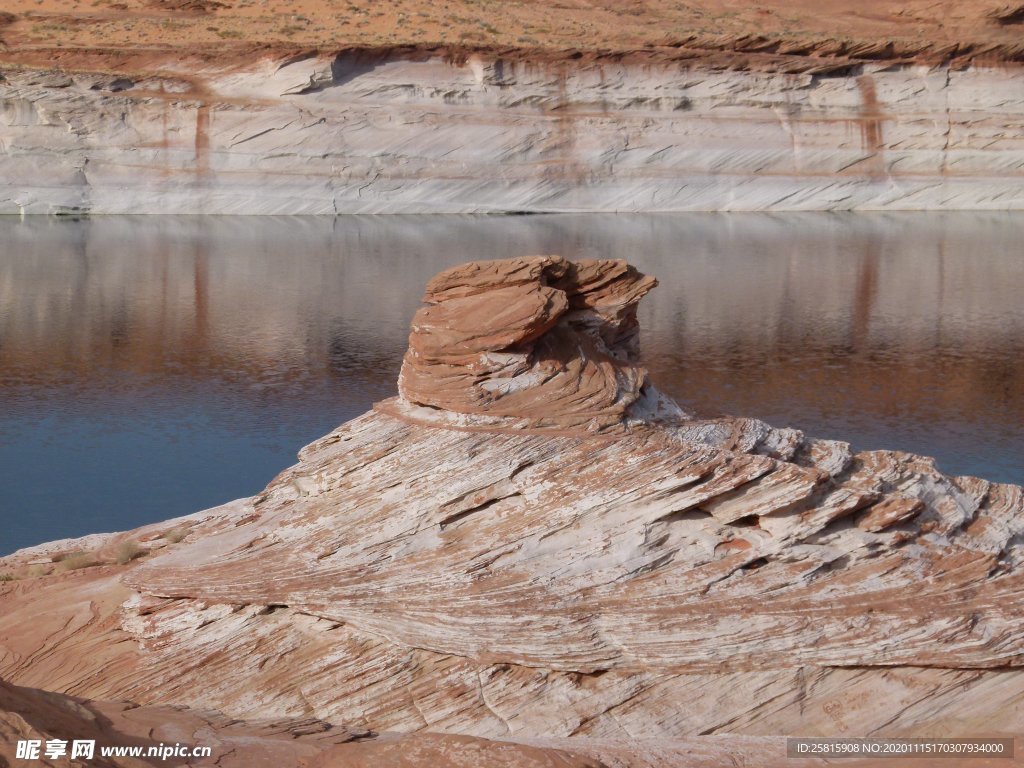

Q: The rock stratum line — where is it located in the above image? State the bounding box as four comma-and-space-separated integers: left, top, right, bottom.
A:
2, 51, 1024, 213
1, 257, 1022, 766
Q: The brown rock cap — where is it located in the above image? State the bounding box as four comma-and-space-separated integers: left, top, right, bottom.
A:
397, 255, 675, 433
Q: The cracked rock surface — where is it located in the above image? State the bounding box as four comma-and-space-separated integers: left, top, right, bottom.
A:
1, 257, 1022, 766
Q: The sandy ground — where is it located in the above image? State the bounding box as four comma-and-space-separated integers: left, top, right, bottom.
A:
0, 0, 1023, 71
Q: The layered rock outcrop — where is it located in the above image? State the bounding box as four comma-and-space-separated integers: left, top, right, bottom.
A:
2, 51, 1024, 213
397, 256, 682, 432
1, 257, 1022, 765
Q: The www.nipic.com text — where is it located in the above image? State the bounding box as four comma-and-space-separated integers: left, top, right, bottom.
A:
16, 739, 213, 761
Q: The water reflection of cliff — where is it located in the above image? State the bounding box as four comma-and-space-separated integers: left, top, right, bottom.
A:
1, 213, 1022, 483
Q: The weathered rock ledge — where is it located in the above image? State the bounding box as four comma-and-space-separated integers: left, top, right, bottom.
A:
2, 49, 1024, 213
1, 257, 1022, 766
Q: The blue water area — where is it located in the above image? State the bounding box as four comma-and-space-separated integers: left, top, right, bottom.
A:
1, 213, 1022, 555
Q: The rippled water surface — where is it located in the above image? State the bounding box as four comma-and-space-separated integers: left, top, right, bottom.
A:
1, 213, 1022, 554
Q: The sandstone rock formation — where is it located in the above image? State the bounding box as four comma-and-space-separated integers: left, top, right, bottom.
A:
2, 50, 1024, 213
0, 676, 372, 767
397, 255, 682, 432
1, 257, 1022, 766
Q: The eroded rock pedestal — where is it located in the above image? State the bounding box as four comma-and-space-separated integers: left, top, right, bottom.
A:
397, 255, 682, 432
1, 257, 1022, 767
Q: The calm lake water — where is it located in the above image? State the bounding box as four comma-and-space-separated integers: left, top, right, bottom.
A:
1, 213, 1022, 555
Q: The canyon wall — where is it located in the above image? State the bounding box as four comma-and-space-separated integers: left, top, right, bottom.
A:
1, 52, 1023, 213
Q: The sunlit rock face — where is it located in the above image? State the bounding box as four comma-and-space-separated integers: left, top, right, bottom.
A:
1, 257, 1023, 766
397, 255, 685, 432
2, 53, 1024, 213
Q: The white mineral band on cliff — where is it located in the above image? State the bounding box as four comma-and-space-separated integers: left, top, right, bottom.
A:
3, 53, 1024, 213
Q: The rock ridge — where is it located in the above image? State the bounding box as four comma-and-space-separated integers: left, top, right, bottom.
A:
0, 257, 1022, 765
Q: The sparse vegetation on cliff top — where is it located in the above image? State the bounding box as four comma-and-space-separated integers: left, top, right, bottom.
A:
1, 0, 1022, 69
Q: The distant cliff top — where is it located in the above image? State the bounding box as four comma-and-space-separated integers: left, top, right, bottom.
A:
1, 0, 1024, 74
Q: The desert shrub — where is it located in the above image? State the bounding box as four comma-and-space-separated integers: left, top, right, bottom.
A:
163, 526, 189, 544
59, 551, 99, 571
115, 540, 147, 565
